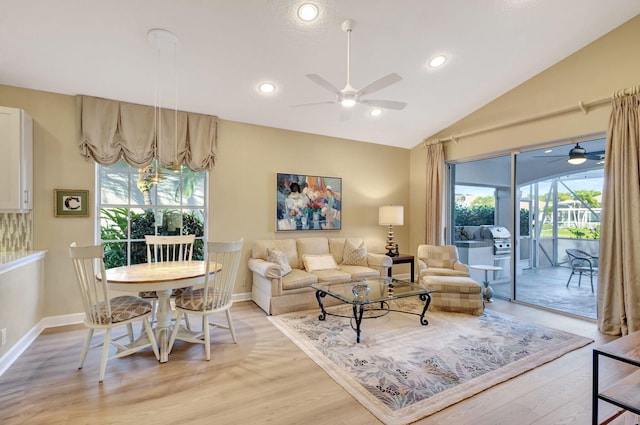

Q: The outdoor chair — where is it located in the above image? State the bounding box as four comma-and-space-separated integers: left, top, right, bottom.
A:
565, 248, 598, 293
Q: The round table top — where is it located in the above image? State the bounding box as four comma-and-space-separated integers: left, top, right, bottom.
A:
106, 261, 221, 283
469, 264, 503, 271
103, 260, 221, 292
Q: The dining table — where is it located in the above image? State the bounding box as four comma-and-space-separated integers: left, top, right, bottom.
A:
104, 260, 219, 363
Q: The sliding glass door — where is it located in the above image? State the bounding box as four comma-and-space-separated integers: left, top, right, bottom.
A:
449, 136, 604, 319
450, 155, 512, 300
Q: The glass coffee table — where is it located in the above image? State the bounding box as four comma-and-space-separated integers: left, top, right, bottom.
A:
311, 277, 432, 343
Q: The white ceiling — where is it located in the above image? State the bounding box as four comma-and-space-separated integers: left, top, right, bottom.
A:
1, 1, 639, 149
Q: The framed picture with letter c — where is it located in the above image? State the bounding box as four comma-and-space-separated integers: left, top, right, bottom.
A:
54, 189, 89, 217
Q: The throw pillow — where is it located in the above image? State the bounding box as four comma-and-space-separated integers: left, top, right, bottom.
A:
342, 239, 368, 266
302, 254, 339, 272
267, 248, 292, 276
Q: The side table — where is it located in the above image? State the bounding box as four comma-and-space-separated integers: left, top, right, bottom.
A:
592, 331, 640, 424
469, 264, 502, 302
387, 254, 415, 282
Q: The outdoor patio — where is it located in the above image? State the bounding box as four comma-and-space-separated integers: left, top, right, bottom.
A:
491, 265, 597, 319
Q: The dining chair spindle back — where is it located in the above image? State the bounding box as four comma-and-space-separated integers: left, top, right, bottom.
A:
168, 238, 243, 360
69, 242, 159, 382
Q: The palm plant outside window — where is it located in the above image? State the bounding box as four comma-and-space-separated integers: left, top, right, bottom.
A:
97, 158, 207, 269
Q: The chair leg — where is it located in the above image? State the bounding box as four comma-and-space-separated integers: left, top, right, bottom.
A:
167, 311, 183, 355
143, 317, 160, 360
566, 271, 575, 287
126, 323, 134, 342
78, 328, 94, 369
204, 315, 211, 361
225, 309, 237, 344
590, 274, 594, 293
578, 272, 582, 288
183, 313, 191, 331
99, 328, 111, 383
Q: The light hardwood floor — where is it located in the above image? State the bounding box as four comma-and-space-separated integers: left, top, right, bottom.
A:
0, 300, 635, 425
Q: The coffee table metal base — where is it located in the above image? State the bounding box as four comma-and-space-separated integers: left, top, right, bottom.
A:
315, 290, 431, 343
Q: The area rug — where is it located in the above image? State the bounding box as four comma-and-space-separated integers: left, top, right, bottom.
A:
268, 298, 593, 425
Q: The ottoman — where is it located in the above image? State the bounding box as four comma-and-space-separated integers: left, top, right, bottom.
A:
421, 275, 484, 315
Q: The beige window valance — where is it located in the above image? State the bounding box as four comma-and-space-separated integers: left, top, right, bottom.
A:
77, 95, 217, 171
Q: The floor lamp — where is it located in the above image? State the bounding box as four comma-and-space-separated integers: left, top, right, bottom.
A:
379, 205, 403, 257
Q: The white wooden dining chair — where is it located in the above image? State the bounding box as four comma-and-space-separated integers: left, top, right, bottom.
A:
139, 234, 196, 328
168, 238, 243, 360
69, 242, 159, 382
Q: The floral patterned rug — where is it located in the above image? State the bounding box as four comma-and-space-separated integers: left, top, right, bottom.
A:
268, 299, 593, 425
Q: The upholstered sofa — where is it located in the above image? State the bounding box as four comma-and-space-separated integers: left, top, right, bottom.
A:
249, 237, 392, 315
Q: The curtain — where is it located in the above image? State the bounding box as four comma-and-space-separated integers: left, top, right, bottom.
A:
424, 142, 445, 246
77, 95, 217, 171
598, 88, 640, 336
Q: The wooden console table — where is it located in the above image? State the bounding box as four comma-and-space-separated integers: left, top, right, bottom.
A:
592, 330, 640, 424
387, 254, 415, 282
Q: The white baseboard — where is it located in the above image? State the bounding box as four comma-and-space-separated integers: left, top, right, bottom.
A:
0, 293, 252, 377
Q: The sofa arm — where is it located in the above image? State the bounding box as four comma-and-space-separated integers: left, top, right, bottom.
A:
453, 262, 469, 273
366, 252, 393, 275
417, 259, 427, 271
367, 252, 392, 267
248, 258, 282, 279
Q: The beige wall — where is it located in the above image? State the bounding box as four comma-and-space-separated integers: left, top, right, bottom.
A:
409, 14, 640, 254
0, 85, 411, 320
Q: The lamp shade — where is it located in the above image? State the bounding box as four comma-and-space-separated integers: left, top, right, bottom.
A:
379, 205, 404, 226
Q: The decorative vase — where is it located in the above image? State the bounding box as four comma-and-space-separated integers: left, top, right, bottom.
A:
352, 283, 370, 298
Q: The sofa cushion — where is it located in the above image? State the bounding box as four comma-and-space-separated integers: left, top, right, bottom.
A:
282, 269, 318, 291
421, 268, 470, 278
339, 264, 380, 280
310, 268, 352, 283
297, 237, 331, 266
329, 237, 363, 264
267, 248, 292, 276
303, 254, 339, 272
341, 239, 368, 266
253, 239, 300, 269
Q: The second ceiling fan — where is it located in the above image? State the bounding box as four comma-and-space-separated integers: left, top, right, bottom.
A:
293, 19, 407, 118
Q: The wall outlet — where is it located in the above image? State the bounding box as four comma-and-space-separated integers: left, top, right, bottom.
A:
1, 328, 6, 346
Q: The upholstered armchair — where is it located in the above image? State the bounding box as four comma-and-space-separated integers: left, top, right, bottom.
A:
417, 244, 470, 281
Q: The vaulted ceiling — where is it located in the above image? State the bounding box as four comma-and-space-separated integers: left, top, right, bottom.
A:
1, 1, 639, 149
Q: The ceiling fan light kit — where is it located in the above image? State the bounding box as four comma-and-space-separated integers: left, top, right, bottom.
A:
294, 18, 407, 116
567, 143, 587, 165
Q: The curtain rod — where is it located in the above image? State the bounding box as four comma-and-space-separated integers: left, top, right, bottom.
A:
422, 94, 615, 148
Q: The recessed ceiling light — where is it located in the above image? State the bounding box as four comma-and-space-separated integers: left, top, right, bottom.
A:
428, 55, 447, 68
258, 82, 276, 94
370, 108, 382, 117
544, 149, 553, 154
297, 3, 319, 21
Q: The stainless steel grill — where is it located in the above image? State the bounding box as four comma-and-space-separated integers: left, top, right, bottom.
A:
478, 225, 512, 256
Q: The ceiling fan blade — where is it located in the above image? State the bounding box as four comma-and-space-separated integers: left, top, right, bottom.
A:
306, 74, 343, 96
360, 99, 407, 110
357, 73, 403, 97
585, 150, 605, 160
290, 100, 336, 108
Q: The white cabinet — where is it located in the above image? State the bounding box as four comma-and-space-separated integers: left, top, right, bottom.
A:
0, 106, 33, 211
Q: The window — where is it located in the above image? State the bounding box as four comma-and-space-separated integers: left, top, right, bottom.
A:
97, 159, 207, 268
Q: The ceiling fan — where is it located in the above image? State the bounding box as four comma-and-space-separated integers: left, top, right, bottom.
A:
293, 19, 407, 118
535, 143, 605, 165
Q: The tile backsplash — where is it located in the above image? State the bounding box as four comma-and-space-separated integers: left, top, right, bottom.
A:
0, 212, 33, 251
